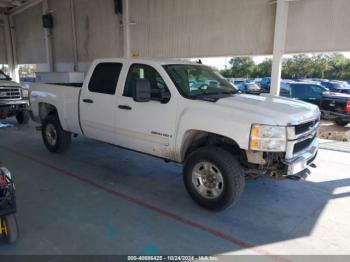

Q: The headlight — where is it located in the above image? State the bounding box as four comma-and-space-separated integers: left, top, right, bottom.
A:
22, 88, 29, 98
250, 124, 287, 152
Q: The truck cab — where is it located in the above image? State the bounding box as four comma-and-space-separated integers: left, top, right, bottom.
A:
0, 70, 30, 124
280, 81, 328, 106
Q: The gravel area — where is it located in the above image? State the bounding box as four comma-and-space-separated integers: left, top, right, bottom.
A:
318, 120, 350, 142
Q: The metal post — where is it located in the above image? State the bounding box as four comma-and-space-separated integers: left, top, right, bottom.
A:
122, 0, 130, 58
70, 0, 78, 72
2, 13, 19, 81
270, 0, 289, 96
42, 0, 54, 72
2, 14, 14, 77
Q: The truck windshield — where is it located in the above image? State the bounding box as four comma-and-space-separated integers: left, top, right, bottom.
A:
163, 64, 238, 99
0, 70, 10, 80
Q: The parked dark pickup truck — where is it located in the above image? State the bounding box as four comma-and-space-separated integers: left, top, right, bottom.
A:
320, 92, 350, 126
280, 81, 328, 106
0, 70, 30, 124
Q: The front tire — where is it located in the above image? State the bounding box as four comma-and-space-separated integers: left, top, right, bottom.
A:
16, 111, 30, 125
183, 147, 245, 211
42, 115, 71, 153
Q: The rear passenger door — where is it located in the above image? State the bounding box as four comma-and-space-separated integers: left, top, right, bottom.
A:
80, 62, 123, 143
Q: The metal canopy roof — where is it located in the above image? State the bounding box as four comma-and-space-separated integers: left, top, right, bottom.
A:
0, 0, 27, 12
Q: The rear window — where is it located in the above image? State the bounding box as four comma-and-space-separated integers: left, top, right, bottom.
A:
88, 63, 123, 95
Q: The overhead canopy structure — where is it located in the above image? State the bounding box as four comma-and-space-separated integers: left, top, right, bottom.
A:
0, 0, 27, 9
0, 0, 350, 95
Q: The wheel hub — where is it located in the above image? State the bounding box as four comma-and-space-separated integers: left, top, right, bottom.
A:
45, 124, 57, 146
0, 218, 8, 236
192, 162, 224, 199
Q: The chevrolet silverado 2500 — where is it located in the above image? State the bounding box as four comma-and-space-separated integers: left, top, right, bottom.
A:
0, 70, 30, 124
30, 59, 320, 210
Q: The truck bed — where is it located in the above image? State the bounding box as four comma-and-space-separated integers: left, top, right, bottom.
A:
30, 83, 82, 134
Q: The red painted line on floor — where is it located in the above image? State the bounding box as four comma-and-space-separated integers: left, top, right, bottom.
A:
2, 146, 290, 262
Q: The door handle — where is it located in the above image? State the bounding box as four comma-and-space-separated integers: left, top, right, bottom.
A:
83, 99, 94, 104
118, 105, 132, 110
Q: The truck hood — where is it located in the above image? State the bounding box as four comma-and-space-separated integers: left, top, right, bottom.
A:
0, 80, 21, 87
217, 94, 320, 125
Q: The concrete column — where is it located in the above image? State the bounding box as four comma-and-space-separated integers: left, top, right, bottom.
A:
270, 0, 289, 96
42, 0, 54, 72
123, 0, 130, 58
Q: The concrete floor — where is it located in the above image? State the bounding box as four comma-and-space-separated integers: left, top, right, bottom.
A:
0, 119, 350, 257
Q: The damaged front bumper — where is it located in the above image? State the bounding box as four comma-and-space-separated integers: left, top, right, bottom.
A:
282, 138, 318, 176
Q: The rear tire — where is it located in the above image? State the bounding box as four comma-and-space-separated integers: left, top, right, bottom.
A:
42, 115, 71, 153
183, 146, 245, 211
16, 111, 30, 125
334, 119, 349, 127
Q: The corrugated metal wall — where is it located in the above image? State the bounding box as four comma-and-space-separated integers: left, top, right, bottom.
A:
4, 0, 350, 69
12, 2, 46, 64
286, 0, 350, 54
0, 24, 7, 64
74, 0, 123, 62
129, 0, 275, 58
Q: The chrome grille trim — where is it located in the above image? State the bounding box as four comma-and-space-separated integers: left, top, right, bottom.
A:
0, 87, 21, 100
285, 117, 321, 160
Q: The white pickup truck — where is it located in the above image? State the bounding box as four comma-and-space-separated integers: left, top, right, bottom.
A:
30, 58, 320, 210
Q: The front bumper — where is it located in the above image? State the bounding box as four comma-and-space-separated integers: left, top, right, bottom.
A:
0, 100, 29, 107
283, 138, 319, 176
0, 100, 29, 118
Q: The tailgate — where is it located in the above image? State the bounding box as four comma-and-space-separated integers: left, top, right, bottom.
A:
321, 95, 350, 114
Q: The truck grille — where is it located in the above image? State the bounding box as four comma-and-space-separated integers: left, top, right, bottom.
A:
294, 119, 319, 135
0, 87, 21, 100
293, 135, 316, 155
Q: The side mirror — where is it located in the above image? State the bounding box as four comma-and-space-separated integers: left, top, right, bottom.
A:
160, 89, 171, 104
133, 79, 151, 102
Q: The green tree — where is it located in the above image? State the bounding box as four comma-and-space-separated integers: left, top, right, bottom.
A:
255, 58, 272, 78
220, 53, 350, 81
229, 57, 255, 78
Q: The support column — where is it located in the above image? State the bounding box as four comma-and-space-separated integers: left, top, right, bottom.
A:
70, 0, 78, 72
122, 0, 130, 58
270, 0, 289, 96
2, 13, 18, 81
43, 0, 54, 72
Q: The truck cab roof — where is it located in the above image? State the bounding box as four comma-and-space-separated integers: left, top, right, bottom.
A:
92, 58, 200, 66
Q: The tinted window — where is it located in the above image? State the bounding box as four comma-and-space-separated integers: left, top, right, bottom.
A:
309, 85, 325, 96
292, 84, 325, 99
292, 84, 310, 99
0, 70, 9, 80
124, 64, 170, 101
88, 63, 123, 95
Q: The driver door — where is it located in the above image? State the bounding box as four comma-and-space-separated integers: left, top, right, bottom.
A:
114, 63, 177, 158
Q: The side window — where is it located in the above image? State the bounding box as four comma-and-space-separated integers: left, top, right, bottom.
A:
310, 85, 324, 97
280, 86, 291, 97
124, 64, 170, 101
292, 85, 308, 99
88, 63, 123, 95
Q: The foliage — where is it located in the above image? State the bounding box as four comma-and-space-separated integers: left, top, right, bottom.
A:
220, 53, 350, 80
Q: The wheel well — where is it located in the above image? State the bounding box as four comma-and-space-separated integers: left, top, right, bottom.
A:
39, 103, 58, 121
181, 131, 245, 162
